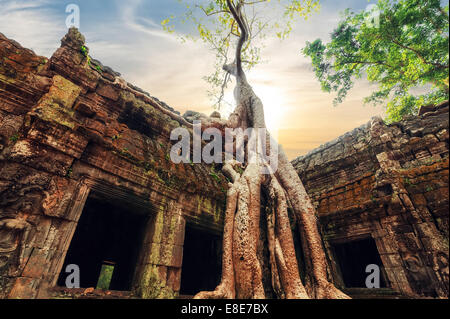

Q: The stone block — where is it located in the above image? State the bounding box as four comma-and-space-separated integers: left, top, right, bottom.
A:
381, 253, 403, 267
27, 119, 89, 158
141, 243, 183, 268
166, 267, 181, 292
97, 82, 119, 101
9, 139, 74, 175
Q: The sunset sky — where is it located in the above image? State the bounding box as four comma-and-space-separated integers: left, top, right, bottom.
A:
0, 0, 387, 159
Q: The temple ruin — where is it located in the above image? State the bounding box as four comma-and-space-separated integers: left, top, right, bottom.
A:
293, 102, 449, 298
0, 29, 448, 299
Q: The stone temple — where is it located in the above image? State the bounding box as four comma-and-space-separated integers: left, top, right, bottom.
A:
0, 29, 448, 299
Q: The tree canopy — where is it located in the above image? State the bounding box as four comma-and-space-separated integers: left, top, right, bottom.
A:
302, 0, 449, 122
162, 0, 320, 108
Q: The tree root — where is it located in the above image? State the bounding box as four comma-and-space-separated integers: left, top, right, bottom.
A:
194, 162, 319, 299
266, 175, 309, 299
276, 147, 350, 299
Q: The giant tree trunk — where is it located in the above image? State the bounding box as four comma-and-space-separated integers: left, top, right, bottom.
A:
194, 0, 349, 299
194, 104, 349, 299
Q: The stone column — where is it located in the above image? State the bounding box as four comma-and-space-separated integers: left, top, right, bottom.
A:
133, 196, 186, 298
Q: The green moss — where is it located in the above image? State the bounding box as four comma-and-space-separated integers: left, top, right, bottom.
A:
155, 174, 166, 185
117, 148, 136, 161
142, 161, 153, 172
153, 206, 166, 243
39, 104, 76, 128
80, 45, 91, 66
111, 134, 121, 141
33, 75, 81, 128
9, 133, 19, 142
96, 264, 115, 290
138, 265, 172, 299
209, 168, 221, 183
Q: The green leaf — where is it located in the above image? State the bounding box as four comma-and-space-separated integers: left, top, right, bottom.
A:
303, 0, 449, 122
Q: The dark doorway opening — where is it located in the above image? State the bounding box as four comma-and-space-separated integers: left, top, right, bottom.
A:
57, 193, 148, 291
179, 224, 222, 295
333, 237, 388, 288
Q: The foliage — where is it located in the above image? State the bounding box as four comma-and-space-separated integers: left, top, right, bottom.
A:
303, 0, 449, 122
96, 264, 115, 290
80, 45, 91, 66
9, 133, 19, 142
66, 167, 73, 178
163, 0, 320, 108
81, 45, 103, 73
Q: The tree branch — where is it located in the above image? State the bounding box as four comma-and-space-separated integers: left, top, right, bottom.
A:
390, 39, 449, 69
226, 0, 249, 77
196, 5, 229, 16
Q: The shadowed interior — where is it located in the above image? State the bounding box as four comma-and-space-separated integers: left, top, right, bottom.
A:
333, 237, 388, 288
57, 194, 148, 291
179, 224, 222, 295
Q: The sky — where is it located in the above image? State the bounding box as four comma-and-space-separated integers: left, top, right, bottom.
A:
0, 0, 388, 159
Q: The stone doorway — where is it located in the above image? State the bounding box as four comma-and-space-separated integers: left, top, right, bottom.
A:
332, 237, 388, 288
179, 224, 222, 296
56, 192, 148, 291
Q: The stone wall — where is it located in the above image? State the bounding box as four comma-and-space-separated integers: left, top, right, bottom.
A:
0, 29, 227, 298
293, 102, 449, 298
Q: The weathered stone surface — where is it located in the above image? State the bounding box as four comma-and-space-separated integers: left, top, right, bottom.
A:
0, 29, 226, 299
293, 102, 449, 298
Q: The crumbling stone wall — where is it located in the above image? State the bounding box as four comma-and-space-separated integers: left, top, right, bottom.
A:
293, 102, 449, 298
0, 29, 227, 299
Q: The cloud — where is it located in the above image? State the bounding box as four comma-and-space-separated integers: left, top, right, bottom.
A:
0, 0, 65, 57
119, 0, 176, 41
0, 0, 50, 12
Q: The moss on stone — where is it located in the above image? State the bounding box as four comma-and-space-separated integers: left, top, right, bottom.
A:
138, 265, 176, 299
33, 75, 81, 128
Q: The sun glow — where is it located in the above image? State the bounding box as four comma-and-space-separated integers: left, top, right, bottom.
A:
220, 84, 285, 141
253, 85, 285, 140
